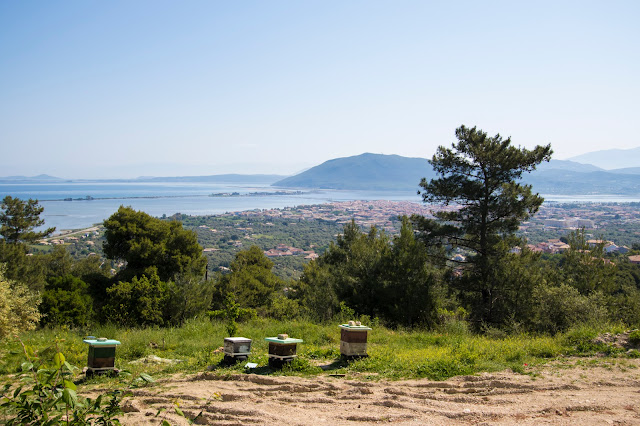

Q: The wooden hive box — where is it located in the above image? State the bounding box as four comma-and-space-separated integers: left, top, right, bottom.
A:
223, 337, 252, 357
265, 336, 303, 361
339, 324, 372, 357
83, 338, 121, 373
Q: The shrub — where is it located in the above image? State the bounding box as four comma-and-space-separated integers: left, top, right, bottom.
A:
531, 284, 608, 334
40, 275, 93, 327
0, 266, 41, 339
0, 341, 128, 425
103, 272, 168, 326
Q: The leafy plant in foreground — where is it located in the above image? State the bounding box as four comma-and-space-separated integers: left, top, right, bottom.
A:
0, 340, 129, 425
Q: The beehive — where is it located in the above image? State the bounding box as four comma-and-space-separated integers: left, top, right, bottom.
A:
223, 337, 252, 361
83, 337, 121, 374
339, 323, 372, 357
265, 335, 303, 368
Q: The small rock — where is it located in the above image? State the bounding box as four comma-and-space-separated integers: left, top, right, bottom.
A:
122, 400, 141, 413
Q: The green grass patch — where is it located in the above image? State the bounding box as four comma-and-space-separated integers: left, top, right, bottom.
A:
0, 318, 629, 384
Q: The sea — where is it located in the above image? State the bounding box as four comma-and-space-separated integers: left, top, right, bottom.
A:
2, 181, 639, 233
0, 181, 422, 232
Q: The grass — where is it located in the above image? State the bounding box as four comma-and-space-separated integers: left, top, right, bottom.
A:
0, 318, 635, 385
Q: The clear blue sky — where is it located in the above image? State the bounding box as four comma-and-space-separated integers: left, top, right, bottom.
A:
1, 1, 638, 178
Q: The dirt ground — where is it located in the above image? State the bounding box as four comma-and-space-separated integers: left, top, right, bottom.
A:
118, 358, 640, 425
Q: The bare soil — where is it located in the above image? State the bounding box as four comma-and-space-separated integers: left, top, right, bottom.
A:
117, 357, 640, 425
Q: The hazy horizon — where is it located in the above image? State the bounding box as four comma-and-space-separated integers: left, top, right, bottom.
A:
2, 1, 638, 179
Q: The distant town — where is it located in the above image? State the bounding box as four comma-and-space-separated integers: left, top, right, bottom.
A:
37, 200, 640, 275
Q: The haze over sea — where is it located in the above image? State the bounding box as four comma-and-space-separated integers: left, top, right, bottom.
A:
2, 181, 640, 233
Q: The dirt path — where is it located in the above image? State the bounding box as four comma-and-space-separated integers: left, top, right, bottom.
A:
119, 358, 640, 425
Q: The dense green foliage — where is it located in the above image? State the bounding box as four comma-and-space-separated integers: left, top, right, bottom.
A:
103, 206, 206, 282
40, 275, 93, 328
103, 272, 168, 327
0, 267, 41, 339
296, 218, 443, 327
214, 246, 284, 310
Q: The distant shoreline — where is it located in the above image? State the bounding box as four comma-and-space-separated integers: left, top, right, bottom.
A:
39, 190, 308, 203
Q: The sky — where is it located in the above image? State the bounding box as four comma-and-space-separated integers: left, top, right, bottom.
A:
1, 1, 638, 179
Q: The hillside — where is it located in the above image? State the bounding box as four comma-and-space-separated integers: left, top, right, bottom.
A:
272, 153, 640, 194
568, 147, 640, 170
140, 174, 286, 183
0, 174, 63, 183
273, 153, 436, 190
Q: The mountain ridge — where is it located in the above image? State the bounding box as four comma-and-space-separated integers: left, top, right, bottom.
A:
273, 153, 640, 195
567, 146, 640, 170
273, 153, 436, 191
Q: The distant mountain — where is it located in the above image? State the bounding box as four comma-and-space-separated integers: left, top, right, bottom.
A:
0, 174, 63, 182
525, 169, 640, 195
139, 174, 286, 184
536, 159, 602, 173
272, 153, 436, 191
272, 153, 640, 195
606, 167, 640, 175
568, 147, 640, 170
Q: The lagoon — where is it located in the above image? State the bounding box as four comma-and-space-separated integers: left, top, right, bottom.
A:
2, 181, 639, 232
0, 181, 422, 232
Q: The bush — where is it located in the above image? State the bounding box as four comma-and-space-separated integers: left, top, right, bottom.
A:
103, 272, 168, 327
40, 275, 93, 327
436, 307, 470, 336
531, 284, 608, 334
0, 266, 41, 339
563, 326, 605, 354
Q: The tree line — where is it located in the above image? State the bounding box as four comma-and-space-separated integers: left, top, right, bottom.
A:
2, 125, 640, 337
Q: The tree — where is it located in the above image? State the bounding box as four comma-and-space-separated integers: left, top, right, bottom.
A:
40, 275, 93, 327
319, 220, 392, 321
385, 217, 442, 327
102, 271, 168, 326
414, 125, 552, 324
0, 197, 53, 292
296, 219, 442, 327
0, 196, 55, 244
103, 206, 206, 281
164, 272, 214, 325
214, 246, 284, 312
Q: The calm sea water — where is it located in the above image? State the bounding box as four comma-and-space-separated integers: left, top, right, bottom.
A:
0, 181, 421, 231
2, 181, 639, 232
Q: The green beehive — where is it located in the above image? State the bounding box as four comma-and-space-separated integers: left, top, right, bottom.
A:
265, 334, 303, 368
83, 337, 121, 375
